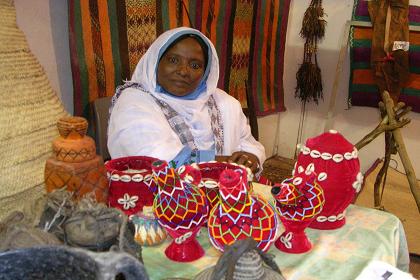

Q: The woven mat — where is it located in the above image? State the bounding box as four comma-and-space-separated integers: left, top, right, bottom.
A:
354, 159, 420, 255
0, 0, 68, 221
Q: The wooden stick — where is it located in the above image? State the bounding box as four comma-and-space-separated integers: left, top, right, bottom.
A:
324, 20, 351, 132
373, 104, 391, 208
382, 91, 420, 212
354, 117, 409, 150
373, 132, 393, 208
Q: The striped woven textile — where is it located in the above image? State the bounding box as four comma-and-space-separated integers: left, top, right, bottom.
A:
68, 0, 291, 118
349, 0, 420, 113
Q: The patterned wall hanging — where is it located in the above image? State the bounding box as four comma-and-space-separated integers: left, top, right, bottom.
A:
349, 0, 420, 113
68, 0, 291, 118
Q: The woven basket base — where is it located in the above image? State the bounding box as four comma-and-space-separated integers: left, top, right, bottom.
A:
0, 184, 46, 222
262, 155, 295, 184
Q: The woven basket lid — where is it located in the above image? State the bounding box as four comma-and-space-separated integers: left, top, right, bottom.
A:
0, 0, 68, 221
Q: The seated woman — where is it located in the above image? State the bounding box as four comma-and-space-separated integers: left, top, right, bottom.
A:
108, 27, 265, 174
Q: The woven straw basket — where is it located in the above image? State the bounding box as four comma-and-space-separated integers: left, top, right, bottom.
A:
0, 0, 68, 221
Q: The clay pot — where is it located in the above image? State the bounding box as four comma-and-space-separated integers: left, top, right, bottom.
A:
44, 116, 108, 203
53, 116, 96, 163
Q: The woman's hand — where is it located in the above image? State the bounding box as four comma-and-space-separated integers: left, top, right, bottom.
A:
226, 151, 260, 174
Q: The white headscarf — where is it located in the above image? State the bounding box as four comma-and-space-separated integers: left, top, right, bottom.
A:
130, 27, 220, 120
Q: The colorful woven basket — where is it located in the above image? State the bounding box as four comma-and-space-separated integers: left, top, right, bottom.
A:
105, 156, 158, 216
130, 207, 167, 247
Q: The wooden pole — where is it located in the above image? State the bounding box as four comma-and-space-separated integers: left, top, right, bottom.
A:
324, 20, 351, 132
354, 103, 410, 150
382, 91, 420, 212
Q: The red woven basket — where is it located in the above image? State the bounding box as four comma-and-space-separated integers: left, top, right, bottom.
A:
105, 156, 159, 216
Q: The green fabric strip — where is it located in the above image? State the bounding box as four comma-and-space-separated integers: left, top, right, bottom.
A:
352, 39, 372, 48
256, 1, 266, 112
410, 45, 420, 51
410, 66, 420, 73
351, 84, 378, 92
273, 0, 285, 108
188, 0, 197, 28
161, 1, 170, 31
402, 88, 420, 96
215, 1, 226, 55
352, 62, 370, 69
115, 0, 130, 81
107, 0, 122, 87
353, 15, 370, 22
74, 0, 90, 116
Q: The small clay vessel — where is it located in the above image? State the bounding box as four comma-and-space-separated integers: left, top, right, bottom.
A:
53, 116, 96, 163
44, 116, 108, 203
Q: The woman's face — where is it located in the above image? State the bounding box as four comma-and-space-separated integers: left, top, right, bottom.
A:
157, 37, 206, 97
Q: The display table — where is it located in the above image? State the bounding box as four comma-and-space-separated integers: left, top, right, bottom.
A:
142, 188, 409, 279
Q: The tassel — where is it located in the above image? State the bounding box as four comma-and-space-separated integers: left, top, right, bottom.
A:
294, 0, 326, 104
300, 0, 327, 40
295, 40, 323, 104
295, 60, 323, 104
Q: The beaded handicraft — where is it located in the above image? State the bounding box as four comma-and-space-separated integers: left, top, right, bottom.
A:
105, 156, 158, 216
152, 160, 208, 262
294, 130, 363, 230
207, 166, 279, 252
272, 168, 325, 253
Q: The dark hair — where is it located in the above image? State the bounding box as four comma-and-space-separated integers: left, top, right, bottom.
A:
159, 34, 209, 69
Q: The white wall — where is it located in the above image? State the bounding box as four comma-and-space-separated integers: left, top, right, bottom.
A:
14, 0, 420, 176
258, 0, 420, 176
14, 0, 73, 114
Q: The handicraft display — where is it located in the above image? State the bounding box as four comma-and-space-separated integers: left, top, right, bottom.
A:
105, 156, 158, 216
152, 160, 208, 262
271, 169, 324, 253
295, 130, 363, 230
207, 167, 279, 253
44, 117, 108, 203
